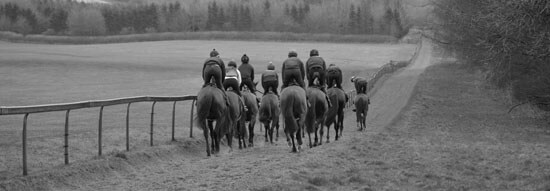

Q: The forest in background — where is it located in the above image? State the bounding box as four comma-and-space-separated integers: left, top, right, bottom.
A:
431, 0, 550, 111
0, 0, 427, 38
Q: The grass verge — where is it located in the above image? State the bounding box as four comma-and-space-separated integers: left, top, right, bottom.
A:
0, 31, 397, 45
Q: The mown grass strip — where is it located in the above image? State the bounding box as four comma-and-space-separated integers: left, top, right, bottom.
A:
0, 31, 397, 45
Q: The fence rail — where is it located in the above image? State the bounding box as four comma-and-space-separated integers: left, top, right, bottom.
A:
0, 95, 197, 176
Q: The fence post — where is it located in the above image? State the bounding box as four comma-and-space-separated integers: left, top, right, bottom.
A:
22, 113, 29, 176
190, 99, 195, 138
64, 110, 70, 164
98, 106, 104, 156
126, 103, 131, 151
172, 101, 176, 141
150, 101, 156, 146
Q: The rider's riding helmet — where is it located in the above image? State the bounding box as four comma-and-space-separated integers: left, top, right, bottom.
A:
241, 54, 249, 63
310, 49, 319, 57
288, 50, 298, 58
228, 61, 237, 68
267, 62, 275, 70
210, 49, 219, 57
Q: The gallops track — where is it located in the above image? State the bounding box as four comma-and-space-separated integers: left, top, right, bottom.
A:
0, 40, 420, 190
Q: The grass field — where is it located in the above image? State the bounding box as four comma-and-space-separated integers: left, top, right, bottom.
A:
0, 40, 416, 178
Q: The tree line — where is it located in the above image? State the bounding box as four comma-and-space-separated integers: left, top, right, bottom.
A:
432, 0, 550, 110
0, 0, 409, 38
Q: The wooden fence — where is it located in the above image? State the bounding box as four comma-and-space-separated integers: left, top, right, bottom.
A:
0, 95, 197, 176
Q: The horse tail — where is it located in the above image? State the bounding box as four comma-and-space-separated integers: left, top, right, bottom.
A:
259, 98, 271, 123
282, 94, 299, 135
325, 91, 339, 126
195, 96, 212, 131
356, 94, 369, 116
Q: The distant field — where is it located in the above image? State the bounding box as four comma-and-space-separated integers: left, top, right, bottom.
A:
0, 40, 416, 177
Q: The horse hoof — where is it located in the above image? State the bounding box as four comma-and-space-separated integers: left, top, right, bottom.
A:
326, 140, 330, 144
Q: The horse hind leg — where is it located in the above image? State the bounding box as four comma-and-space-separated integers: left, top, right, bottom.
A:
269, 122, 275, 144
308, 131, 313, 148
203, 120, 211, 157
264, 122, 269, 143
325, 122, 330, 143
226, 131, 233, 153
290, 134, 298, 153
275, 122, 279, 142
333, 121, 338, 141
338, 112, 344, 138
317, 123, 323, 146
296, 123, 303, 149
248, 122, 254, 147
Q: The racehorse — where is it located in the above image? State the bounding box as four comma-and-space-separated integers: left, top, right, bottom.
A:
325, 86, 346, 141
196, 85, 234, 156
226, 89, 247, 149
280, 85, 307, 152
258, 88, 280, 144
305, 87, 328, 148
241, 85, 258, 147
354, 93, 370, 131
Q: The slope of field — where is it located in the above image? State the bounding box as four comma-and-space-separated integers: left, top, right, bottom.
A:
0, 40, 416, 180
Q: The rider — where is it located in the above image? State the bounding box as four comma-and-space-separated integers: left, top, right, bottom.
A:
223, 61, 242, 96
202, 49, 226, 90
326, 63, 343, 90
238, 54, 261, 106
350, 76, 368, 94
281, 50, 305, 90
261, 62, 279, 97
350, 76, 369, 111
327, 63, 349, 102
306, 49, 327, 91
238, 54, 256, 95
224, 60, 247, 111
306, 49, 331, 107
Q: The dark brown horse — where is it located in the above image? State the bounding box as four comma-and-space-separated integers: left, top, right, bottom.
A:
281, 85, 307, 152
354, 93, 370, 131
258, 90, 280, 144
226, 89, 247, 149
241, 86, 258, 147
325, 87, 346, 141
196, 85, 234, 156
305, 87, 328, 148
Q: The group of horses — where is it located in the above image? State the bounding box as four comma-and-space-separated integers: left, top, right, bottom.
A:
196, 80, 369, 156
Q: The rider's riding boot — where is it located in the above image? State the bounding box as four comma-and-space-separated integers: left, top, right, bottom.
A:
240, 96, 248, 112
321, 87, 332, 108
222, 91, 230, 106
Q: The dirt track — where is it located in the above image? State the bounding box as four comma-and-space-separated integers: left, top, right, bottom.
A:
4, 39, 550, 190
